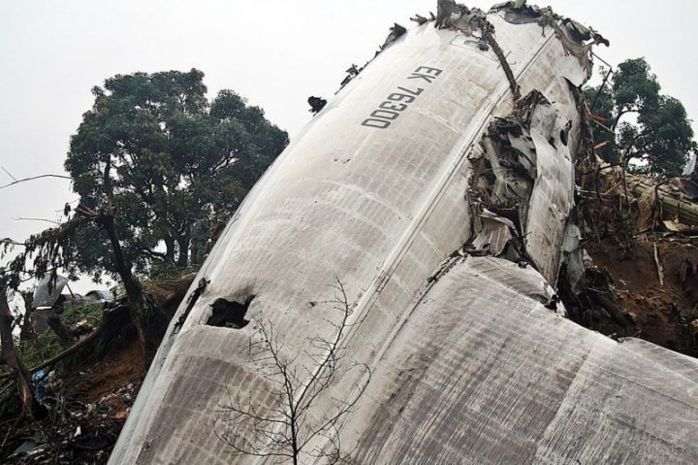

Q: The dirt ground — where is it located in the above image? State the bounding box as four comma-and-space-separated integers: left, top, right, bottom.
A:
582, 235, 698, 356
0, 337, 144, 464
67, 338, 144, 403
0, 276, 198, 464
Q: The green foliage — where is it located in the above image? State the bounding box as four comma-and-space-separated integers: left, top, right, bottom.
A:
65, 69, 288, 278
0, 217, 88, 290
17, 303, 102, 369
612, 58, 660, 112
585, 58, 696, 176
146, 260, 197, 282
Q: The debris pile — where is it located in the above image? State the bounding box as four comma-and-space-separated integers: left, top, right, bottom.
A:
1, 337, 142, 465
0, 275, 193, 464
467, 90, 575, 282
4, 381, 138, 465
562, 157, 698, 356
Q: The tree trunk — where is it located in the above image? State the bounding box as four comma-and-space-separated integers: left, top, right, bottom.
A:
19, 292, 35, 341
0, 289, 41, 417
611, 108, 632, 132
47, 313, 75, 347
176, 234, 190, 268
164, 236, 176, 263
98, 213, 148, 361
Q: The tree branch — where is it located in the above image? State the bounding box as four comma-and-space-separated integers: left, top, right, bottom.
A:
1, 166, 17, 181
217, 280, 367, 464
1, 238, 24, 247
0, 174, 72, 190
11, 217, 60, 225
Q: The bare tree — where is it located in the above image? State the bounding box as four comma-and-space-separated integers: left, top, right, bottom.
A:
217, 280, 370, 465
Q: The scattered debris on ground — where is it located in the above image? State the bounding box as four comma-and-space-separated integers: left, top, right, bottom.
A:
564, 233, 698, 356
560, 147, 698, 357
0, 275, 193, 464
2, 344, 141, 465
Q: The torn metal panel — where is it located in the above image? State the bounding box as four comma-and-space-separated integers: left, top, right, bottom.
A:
106, 3, 695, 465
32, 274, 68, 309
560, 222, 584, 294
469, 209, 516, 256
474, 90, 575, 281
490, 1, 609, 74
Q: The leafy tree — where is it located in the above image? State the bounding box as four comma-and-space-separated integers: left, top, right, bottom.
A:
584, 58, 696, 176
65, 69, 288, 275
1, 69, 288, 367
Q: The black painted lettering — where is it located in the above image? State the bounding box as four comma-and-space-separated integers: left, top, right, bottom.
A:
414, 66, 443, 76
379, 101, 407, 111
362, 118, 391, 129
360, 65, 442, 128
387, 93, 415, 104
371, 109, 400, 120
397, 86, 424, 96
407, 72, 436, 83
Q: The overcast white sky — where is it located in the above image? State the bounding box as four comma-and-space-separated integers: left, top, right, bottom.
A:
1, 0, 697, 291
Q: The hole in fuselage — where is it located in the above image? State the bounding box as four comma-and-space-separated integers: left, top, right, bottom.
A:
206, 296, 255, 329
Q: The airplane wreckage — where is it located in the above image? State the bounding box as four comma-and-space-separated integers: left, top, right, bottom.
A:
109, 1, 698, 464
